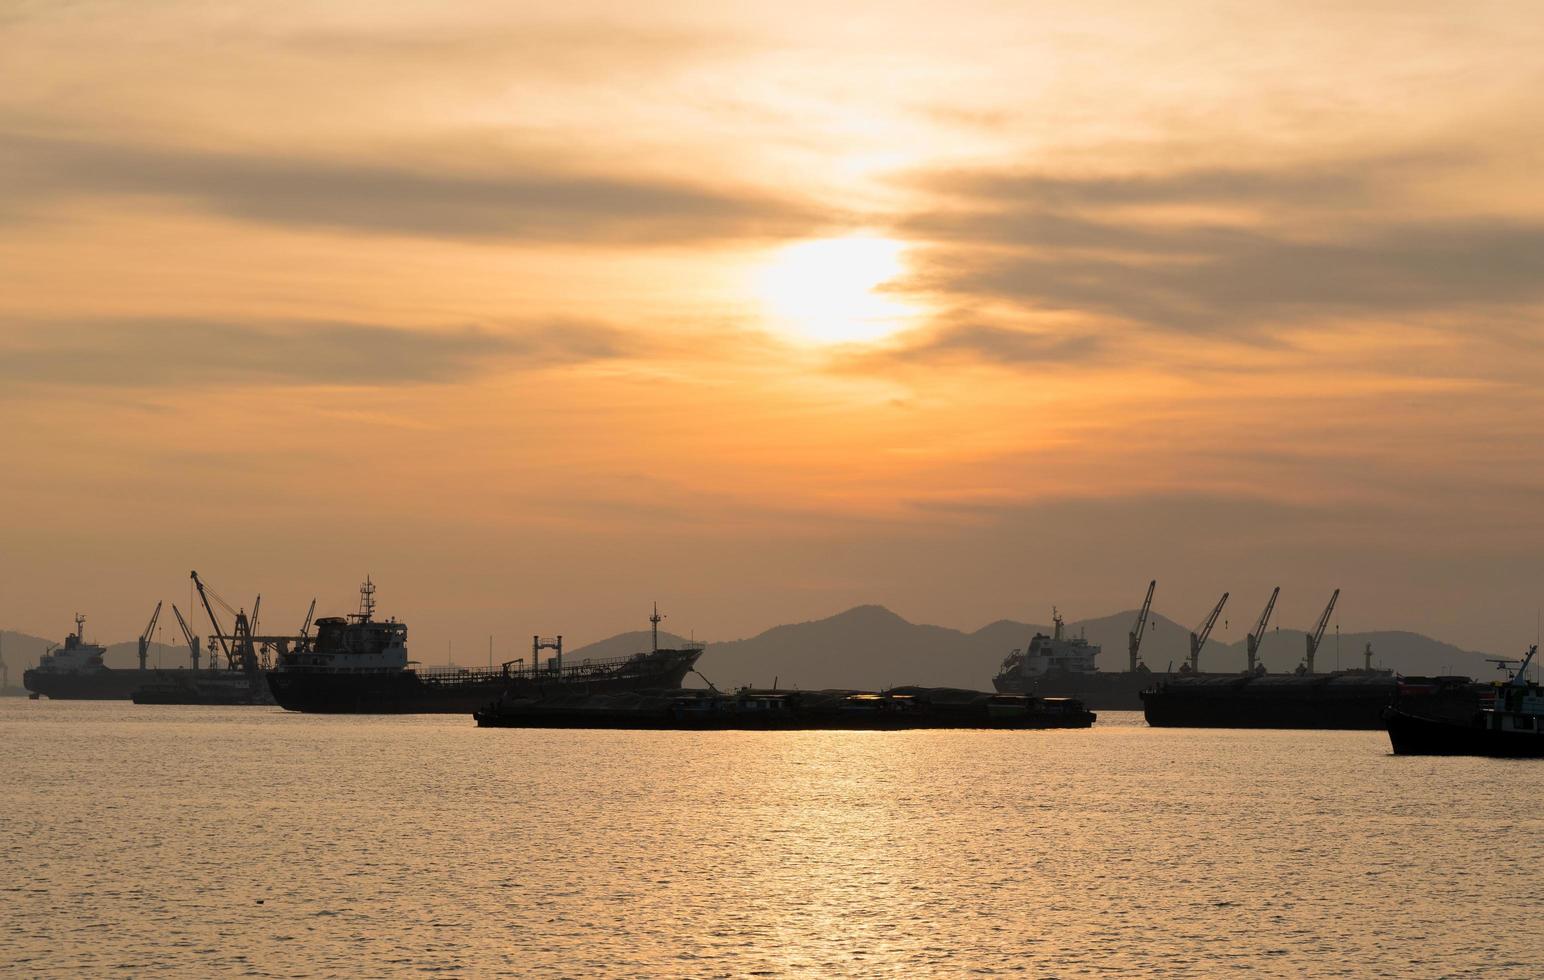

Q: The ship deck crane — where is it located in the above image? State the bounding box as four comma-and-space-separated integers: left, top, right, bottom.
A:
170, 604, 201, 671
1188, 592, 1229, 673
1129, 580, 1156, 672
1303, 588, 1340, 675
137, 601, 163, 672
1246, 587, 1280, 673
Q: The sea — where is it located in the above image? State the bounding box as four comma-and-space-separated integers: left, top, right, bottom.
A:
3, 700, 1542, 978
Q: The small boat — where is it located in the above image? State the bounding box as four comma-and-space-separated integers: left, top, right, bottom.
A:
1385, 644, 1544, 758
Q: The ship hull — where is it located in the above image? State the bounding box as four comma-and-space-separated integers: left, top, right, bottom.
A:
267, 649, 701, 714
1142, 676, 1482, 730
477, 688, 1096, 730
1385, 708, 1544, 757
23, 668, 151, 700
131, 670, 273, 706
995, 670, 1180, 710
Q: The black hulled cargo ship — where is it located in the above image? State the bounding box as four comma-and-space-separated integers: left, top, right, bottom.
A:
1141, 670, 1483, 730
1386, 645, 1544, 757
266, 583, 704, 714
475, 686, 1096, 730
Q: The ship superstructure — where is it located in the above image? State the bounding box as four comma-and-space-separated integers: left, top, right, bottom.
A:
994, 609, 1101, 685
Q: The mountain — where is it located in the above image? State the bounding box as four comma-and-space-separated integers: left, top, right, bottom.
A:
570, 607, 1510, 692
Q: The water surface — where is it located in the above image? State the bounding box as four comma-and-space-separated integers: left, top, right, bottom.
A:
2, 701, 1540, 977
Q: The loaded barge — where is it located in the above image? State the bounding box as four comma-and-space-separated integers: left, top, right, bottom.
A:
474, 686, 1096, 730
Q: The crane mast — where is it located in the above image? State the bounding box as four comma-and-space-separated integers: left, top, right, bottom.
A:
137, 600, 163, 671
1128, 580, 1156, 672
170, 604, 201, 671
1188, 592, 1229, 673
1246, 587, 1280, 673
1304, 588, 1340, 675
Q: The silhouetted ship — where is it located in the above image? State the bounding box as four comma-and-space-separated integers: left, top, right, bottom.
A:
23, 614, 156, 700
1386, 645, 1544, 757
1140, 589, 1483, 729
1142, 669, 1483, 730
132, 670, 272, 706
475, 686, 1096, 730
993, 584, 1233, 710
265, 582, 704, 713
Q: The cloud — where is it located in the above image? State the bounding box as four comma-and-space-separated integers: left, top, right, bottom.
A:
898, 154, 1544, 333
0, 133, 830, 243
0, 318, 629, 388
853, 321, 1104, 369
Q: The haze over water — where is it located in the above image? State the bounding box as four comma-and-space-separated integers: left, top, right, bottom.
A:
4, 701, 1540, 977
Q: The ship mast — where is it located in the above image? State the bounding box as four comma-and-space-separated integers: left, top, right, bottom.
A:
651, 603, 664, 653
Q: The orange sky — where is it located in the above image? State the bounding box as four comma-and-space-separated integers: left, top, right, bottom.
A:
3, 1, 1543, 658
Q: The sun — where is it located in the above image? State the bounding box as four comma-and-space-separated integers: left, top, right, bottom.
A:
754, 236, 916, 344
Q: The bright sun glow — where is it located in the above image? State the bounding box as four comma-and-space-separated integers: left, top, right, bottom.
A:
755, 236, 916, 344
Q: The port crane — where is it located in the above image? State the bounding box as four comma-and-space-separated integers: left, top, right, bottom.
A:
1188, 592, 1229, 673
190, 571, 312, 675
1129, 580, 1156, 672
170, 604, 202, 671
1246, 587, 1280, 673
137, 601, 163, 672
1302, 588, 1340, 675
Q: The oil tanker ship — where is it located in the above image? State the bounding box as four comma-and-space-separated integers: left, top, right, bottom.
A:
265, 581, 704, 713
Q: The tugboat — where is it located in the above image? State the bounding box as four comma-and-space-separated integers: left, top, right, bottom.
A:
1385, 645, 1544, 757
266, 581, 704, 713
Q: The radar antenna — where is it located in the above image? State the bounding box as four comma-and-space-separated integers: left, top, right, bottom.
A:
354, 577, 376, 623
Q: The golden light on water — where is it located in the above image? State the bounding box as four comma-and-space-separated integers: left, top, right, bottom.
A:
754, 235, 917, 344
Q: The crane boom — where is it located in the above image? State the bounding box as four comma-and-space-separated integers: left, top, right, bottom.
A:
1304, 588, 1340, 674
170, 604, 201, 670
1246, 587, 1280, 673
299, 598, 317, 638
137, 600, 163, 671
191, 570, 234, 668
1128, 580, 1156, 672
1188, 592, 1229, 673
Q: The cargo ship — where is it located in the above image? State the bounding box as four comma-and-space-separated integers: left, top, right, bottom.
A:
1140, 589, 1484, 729
993, 585, 1233, 710
23, 614, 148, 700
265, 581, 704, 714
1142, 669, 1482, 730
1386, 645, 1544, 757
475, 686, 1096, 730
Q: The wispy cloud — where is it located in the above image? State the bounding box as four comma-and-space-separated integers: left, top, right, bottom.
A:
0, 318, 629, 388
898, 153, 1544, 334
0, 133, 831, 244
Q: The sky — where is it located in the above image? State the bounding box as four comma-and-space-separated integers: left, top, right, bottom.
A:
2, 1, 1543, 661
